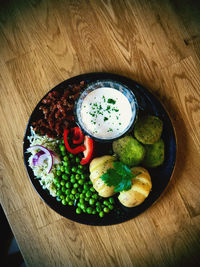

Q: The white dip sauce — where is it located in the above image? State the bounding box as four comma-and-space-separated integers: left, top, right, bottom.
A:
80, 87, 134, 139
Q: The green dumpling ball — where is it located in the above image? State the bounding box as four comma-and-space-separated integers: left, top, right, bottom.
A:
134, 115, 163, 144
143, 139, 165, 168
112, 136, 145, 167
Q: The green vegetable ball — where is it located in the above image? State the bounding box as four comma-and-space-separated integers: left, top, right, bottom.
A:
143, 139, 165, 168
112, 136, 145, 167
134, 115, 163, 144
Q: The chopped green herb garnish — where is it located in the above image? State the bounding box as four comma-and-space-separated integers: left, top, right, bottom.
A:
104, 117, 108, 121
107, 98, 116, 104
101, 161, 140, 192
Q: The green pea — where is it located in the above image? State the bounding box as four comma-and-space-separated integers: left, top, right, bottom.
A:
63, 156, 68, 162
56, 170, 61, 176
60, 195, 65, 200
96, 207, 101, 212
89, 199, 95, 205
96, 201, 101, 206
88, 181, 92, 185
80, 193, 84, 199
71, 174, 75, 178
84, 184, 89, 190
92, 194, 98, 200
103, 207, 109, 213
108, 204, 114, 210
60, 180, 65, 186
60, 145, 65, 152
86, 191, 91, 198
78, 179, 83, 185
81, 174, 86, 180
70, 194, 75, 200
75, 174, 80, 180
82, 189, 86, 194
83, 208, 87, 213
79, 199, 85, 204
75, 193, 80, 199
63, 174, 68, 180
85, 198, 89, 201
61, 186, 66, 192
76, 169, 81, 174
56, 196, 61, 202
90, 187, 95, 192
78, 164, 83, 169
92, 210, 97, 215
109, 197, 115, 204
56, 183, 61, 189
75, 157, 80, 163
103, 200, 109, 206
62, 199, 67, 205
60, 166, 65, 172
68, 201, 73, 206
65, 189, 70, 195
86, 207, 92, 214
65, 196, 70, 202
99, 211, 104, 218
71, 167, 77, 172
76, 207, 81, 214
61, 151, 66, 156
77, 202, 81, 208
57, 190, 62, 196
65, 167, 70, 174
65, 182, 71, 188
53, 177, 59, 183
78, 188, 82, 193
70, 178, 76, 183
71, 188, 76, 195
69, 153, 73, 158
56, 164, 61, 170
80, 203, 86, 210
73, 183, 78, 188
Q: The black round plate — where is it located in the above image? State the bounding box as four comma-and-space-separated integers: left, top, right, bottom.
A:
23, 72, 176, 226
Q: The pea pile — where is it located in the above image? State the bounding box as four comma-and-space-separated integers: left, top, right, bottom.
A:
53, 142, 115, 218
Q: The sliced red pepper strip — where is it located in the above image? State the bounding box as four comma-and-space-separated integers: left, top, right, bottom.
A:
71, 127, 84, 144
63, 129, 85, 154
80, 136, 94, 165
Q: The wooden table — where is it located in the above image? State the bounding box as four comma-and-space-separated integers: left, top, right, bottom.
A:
1, 0, 200, 266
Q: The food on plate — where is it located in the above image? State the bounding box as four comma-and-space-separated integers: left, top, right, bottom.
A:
89, 155, 116, 197
27, 128, 115, 217
134, 115, 163, 144
113, 136, 145, 167
77, 87, 136, 140
32, 81, 85, 138
118, 167, 152, 207
143, 139, 165, 168
26, 79, 167, 219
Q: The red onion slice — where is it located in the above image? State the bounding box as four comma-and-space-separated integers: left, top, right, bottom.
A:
27, 145, 53, 173
32, 151, 45, 166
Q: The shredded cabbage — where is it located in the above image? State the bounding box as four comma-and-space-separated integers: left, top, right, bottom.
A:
27, 127, 60, 197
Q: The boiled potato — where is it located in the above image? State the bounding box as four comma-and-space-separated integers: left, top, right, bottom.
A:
89, 155, 116, 197
118, 167, 152, 207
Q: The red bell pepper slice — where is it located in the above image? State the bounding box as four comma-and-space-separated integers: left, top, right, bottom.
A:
80, 136, 94, 165
71, 127, 84, 144
63, 129, 85, 154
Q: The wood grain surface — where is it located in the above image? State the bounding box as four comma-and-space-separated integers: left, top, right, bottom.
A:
0, 0, 200, 266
